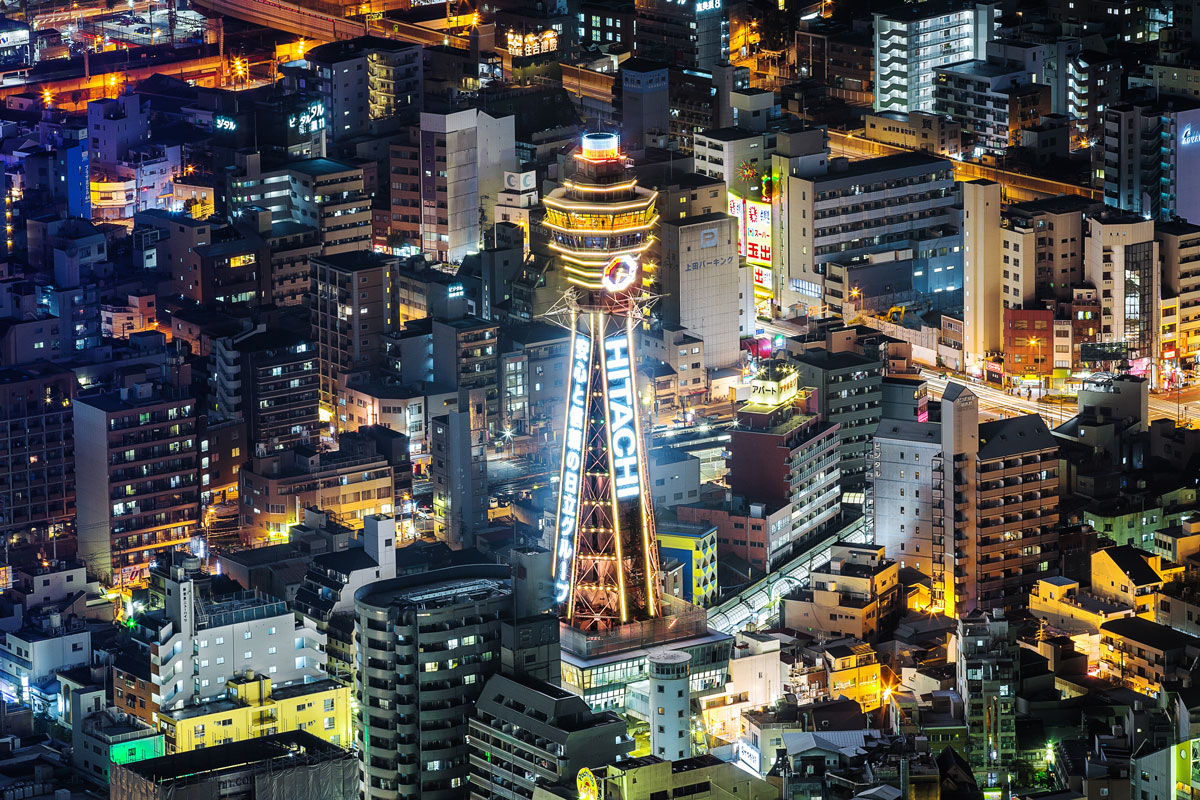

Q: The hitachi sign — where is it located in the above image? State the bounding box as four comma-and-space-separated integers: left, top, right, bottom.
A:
604, 331, 641, 500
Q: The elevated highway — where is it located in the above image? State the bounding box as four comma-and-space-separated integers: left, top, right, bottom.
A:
827, 130, 1102, 204
192, 0, 469, 48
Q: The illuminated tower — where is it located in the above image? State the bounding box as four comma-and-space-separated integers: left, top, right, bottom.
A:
545, 133, 662, 632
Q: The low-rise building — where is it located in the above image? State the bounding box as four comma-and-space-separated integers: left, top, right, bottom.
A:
656, 521, 718, 607
157, 674, 352, 754
1090, 545, 1171, 618
0, 610, 90, 714
110, 731, 358, 800
863, 111, 962, 156
1028, 576, 1134, 667
781, 543, 901, 643
1098, 616, 1200, 696
239, 429, 408, 543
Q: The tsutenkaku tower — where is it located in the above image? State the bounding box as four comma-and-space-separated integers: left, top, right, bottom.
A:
545, 132, 662, 632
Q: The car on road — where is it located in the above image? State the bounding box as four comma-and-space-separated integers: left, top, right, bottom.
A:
136, 26, 152, 33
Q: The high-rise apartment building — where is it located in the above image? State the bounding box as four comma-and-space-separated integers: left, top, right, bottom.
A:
1000, 195, 1098, 302
1102, 98, 1200, 224
873, 0, 999, 113
74, 370, 199, 588
390, 109, 515, 264
872, 383, 1059, 615
933, 60, 1050, 153
633, 0, 728, 70
960, 179, 1004, 370
356, 565, 514, 800
301, 37, 422, 142
955, 610, 1018, 786
209, 326, 320, 455
1083, 212, 1160, 366
393, 317, 500, 432
430, 389, 489, 550
726, 361, 842, 560
311, 251, 396, 412
288, 158, 372, 255
1156, 220, 1200, 369
776, 152, 957, 314
127, 552, 327, 721
0, 363, 75, 546
791, 348, 883, 492
940, 384, 1060, 612
467, 673, 632, 800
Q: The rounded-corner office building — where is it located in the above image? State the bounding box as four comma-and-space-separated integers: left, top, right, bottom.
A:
354, 565, 513, 800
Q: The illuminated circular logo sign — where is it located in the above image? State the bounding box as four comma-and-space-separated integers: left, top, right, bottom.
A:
577, 767, 599, 800
601, 255, 638, 293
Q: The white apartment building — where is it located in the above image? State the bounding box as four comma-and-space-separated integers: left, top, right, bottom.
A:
874, 0, 999, 113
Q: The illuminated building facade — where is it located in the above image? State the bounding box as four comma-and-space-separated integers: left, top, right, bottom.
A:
545, 132, 661, 631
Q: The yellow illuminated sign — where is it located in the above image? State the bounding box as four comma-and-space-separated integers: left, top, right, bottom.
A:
578, 767, 598, 800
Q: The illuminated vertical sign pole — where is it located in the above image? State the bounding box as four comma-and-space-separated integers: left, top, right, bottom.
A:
627, 314, 659, 618
600, 315, 630, 623
553, 313, 592, 617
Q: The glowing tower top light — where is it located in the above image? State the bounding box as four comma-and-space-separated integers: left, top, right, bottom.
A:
547, 133, 662, 633
543, 132, 659, 297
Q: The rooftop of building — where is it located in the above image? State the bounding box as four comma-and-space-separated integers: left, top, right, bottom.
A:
0, 360, 75, 385
312, 547, 379, 575
1099, 616, 1200, 651
976, 414, 1057, 459
1006, 193, 1098, 217
815, 151, 950, 185
1098, 545, 1163, 587
354, 565, 511, 613
117, 730, 350, 784
875, 0, 990, 22
695, 126, 766, 143
288, 156, 358, 177
874, 418, 940, 444
500, 321, 570, 351
792, 347, 880, 372
222, 327, 311, 355
664, 211, 738, 227
657, 519, 717, 540
649, 446, 697, 466
934, 59, 1023, 79
1156, 218, 1200, 236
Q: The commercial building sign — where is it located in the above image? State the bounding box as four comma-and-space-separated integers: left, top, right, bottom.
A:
752, 265, 771, 289
728, 194, 745, 258
727, 192, 772, 265
750, 370, 798, 404
685, 255, 735, 272
744, 199, 772, 265
604, 330, 640, 500
1178, 110, 1200, 231
0, 30, 30, 48
214, 115, 237, 132
554, 332, 591, 602
602, 254, 638, 293
288, 101, 326, 136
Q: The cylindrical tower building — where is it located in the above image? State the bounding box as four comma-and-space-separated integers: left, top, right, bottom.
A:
354, 566, 512, 800
648, 649, 692, 762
